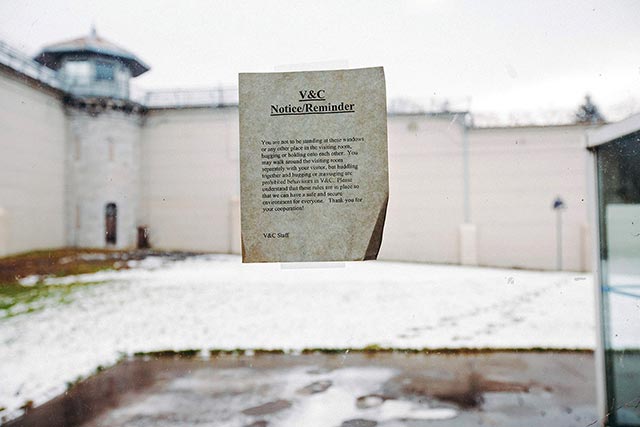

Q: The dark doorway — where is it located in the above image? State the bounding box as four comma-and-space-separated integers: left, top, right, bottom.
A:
105, 203, 117, 245
137, 226, 150, 249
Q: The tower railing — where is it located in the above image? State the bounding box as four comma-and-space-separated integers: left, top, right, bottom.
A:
0, 40, 66, 91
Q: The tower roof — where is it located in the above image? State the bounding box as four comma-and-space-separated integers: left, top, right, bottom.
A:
34, 29, 150, 77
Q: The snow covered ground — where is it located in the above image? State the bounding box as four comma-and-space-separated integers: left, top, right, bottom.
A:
0, 255, 595, 421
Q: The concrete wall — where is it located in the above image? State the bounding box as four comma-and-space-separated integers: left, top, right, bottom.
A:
469, 125, 591, 271
0, 67, 67, 256
378, 116, 591, 271
141, 107, 240, 253
0, 62, 595, 270
380, 114, 466, 264
140, 109, 591, 270
65, 107, 143, 249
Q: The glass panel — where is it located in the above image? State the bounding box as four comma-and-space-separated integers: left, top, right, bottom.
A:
597, 132, 640, 426
62, 60, 91, 85
95, 60, 114, 81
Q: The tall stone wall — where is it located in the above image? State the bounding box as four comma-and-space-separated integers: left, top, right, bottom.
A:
468, 125, 591, 271
0, 67, 67, 256
380, 116, 591, 271
379, 114, 467, 264
138, 108, 592, 271
140, 107, 240, 253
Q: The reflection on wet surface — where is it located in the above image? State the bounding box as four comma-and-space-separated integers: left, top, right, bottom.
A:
70, 352, 598, 427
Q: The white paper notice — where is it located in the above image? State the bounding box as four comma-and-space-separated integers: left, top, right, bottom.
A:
239, 67, 388, 263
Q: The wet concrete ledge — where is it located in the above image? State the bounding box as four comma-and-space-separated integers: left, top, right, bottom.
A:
3, 358, 160, 427
3, 350, 596, 427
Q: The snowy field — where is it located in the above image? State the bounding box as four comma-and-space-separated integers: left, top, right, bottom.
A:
0, 255, 595, 421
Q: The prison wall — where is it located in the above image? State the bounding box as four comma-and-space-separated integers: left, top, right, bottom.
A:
141, 107, 240, 253
468, 125, 591, 271
378, 117, 592, 271
0, 66, 67, 256
0, 60, 595, 271
138, 108, 591, 271
379, 114, 466, 264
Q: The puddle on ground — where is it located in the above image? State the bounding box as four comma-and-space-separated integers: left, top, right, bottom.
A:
340, 419, 378, 427
297, 380, 333, 395
384, 370, 538, 409
272, 367, 459, 427
242, 400, 292, 416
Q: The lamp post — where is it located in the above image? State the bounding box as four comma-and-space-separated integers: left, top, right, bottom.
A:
552, 196, 566, 271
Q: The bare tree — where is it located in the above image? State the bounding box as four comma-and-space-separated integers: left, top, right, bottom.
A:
575, 94, 605, 124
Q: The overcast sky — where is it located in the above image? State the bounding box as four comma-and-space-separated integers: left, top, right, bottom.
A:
1, 0, 639, 120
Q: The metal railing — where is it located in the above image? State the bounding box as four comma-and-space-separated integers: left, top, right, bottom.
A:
0, 40, 66, 91
133, 86, 238, 108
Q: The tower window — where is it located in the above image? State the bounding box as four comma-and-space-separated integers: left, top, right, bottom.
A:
63, 60, 91, 85
95, 61, 114, 81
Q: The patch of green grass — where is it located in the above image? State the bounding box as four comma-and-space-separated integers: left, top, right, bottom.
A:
0, 281, 104, 319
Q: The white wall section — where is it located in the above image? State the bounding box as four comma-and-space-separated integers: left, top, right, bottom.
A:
0, 70, 66, 255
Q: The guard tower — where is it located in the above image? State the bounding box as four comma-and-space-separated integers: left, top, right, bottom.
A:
34, 27, 149, 99
32, 30, 149, 250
